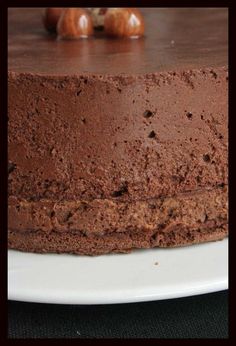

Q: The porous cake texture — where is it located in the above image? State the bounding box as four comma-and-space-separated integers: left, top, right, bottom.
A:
8, 8, 228, 255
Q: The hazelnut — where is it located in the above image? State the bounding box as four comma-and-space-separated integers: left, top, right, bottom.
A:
88, 8, 108, 29
104, 8, 144, 38
57, 8, 94, 39
43, 8, 64, 33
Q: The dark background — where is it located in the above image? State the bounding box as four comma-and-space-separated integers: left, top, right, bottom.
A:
8, 290, 228, 339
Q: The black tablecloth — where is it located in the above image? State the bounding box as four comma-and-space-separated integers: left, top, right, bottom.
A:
8, 290, 228, 339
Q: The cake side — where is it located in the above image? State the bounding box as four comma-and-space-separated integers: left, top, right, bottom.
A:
8, 8, 228, 255
8, 67, 228, 202
8, 186, 228, 255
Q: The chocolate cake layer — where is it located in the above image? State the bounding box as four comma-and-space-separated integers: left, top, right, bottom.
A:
8, 8, 228, 254
8, 187, 227, 255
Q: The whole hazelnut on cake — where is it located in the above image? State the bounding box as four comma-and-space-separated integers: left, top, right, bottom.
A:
57, 8, 94, 39
104, 8, 144, 38
43, 8, 64, 33
88, 8, 108, 30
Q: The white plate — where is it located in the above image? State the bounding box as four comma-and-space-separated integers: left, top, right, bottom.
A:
8, 238, 228, 305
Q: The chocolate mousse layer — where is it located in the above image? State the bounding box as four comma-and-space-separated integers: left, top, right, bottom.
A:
8, 68, 228, 201
8, 8, 228, 254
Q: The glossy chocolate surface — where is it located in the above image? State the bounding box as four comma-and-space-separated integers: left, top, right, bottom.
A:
8, 8, 228, 75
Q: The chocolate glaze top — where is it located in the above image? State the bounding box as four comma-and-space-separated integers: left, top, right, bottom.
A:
8, 8, 228, 75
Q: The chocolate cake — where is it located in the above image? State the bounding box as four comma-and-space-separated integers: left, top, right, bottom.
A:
8, 8, 228, 255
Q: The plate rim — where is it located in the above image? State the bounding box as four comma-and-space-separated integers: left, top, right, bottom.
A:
8, 239, 228, 305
